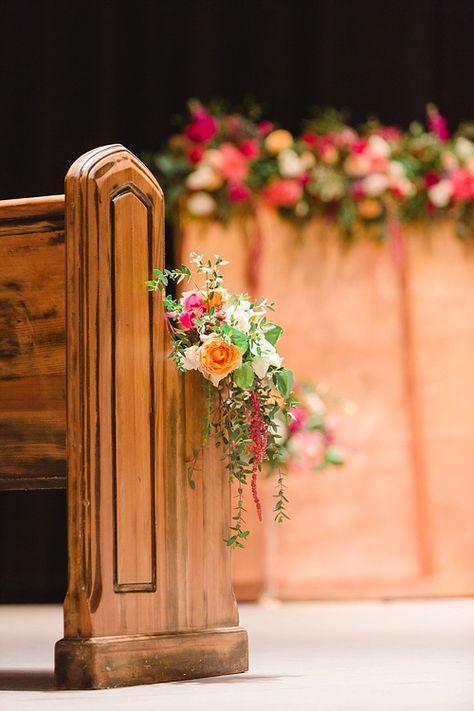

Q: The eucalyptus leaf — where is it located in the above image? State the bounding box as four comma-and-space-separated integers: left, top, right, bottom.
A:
264, 325, 282, 345
275, 368, 294, 398
233, 363, 254, 390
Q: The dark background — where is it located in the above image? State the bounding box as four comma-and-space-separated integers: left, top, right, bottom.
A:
1, 0, 473, 601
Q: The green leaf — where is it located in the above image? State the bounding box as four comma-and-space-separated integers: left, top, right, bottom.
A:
324, 446, 345, 466
230, 328, 248, 353
264, 325, 282, 345
233, 363, 254, 390
275, 368, 294, 398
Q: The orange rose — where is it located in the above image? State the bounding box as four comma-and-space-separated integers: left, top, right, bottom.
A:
357, 198, 383, 220
198, 336, 242, 386
205, 289, 226, 310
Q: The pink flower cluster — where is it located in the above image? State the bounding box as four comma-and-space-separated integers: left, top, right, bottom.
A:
154, 102, 474, 233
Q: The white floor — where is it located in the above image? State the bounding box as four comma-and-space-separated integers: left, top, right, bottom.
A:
0, 599, 473, 710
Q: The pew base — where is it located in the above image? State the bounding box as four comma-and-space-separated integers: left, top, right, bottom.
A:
55, 626, 248, 689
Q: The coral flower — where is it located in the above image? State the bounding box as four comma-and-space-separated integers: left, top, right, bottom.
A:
262, 178, 303, 207
450, 169, 474, 201
219, 143, 249, 184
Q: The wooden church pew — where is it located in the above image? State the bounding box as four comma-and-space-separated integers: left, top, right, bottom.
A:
0, 145, 248, 689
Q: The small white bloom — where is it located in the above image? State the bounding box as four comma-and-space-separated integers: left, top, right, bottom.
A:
183, 345, 200, 371
441, 151, 459, 171
250, 338, 283, 378
428, 179, 453, 207
455, 137, 474, 161
362, 173, 389, 197
186, 165, 216, 191
278, 149, 305, 178
225, 299, 254, 333
295, 201, 309, 217
187, 192, 216, 217
368, 134, 391, 158
203, 149, 224, 169
388, 160, 406, 178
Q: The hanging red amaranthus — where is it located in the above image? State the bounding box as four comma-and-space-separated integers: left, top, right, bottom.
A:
249, 390, 268, 521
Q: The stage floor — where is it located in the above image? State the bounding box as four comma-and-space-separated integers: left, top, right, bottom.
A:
0, 599, 473, 710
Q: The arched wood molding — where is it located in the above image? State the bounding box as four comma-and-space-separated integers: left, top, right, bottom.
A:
55, 145, 248, 689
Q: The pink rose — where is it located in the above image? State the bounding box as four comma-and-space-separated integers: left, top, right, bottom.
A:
179, 292, 206, 329
424, 171, 440, 188
262, 178, 303, 207
258, 120, 274, 136
350, 139, 369, 155
450, 169, 473, 201
219, 143, 249, 183
351, 181, 366, 200
428, 107, 449, 142
301, 131, 318, 147
228, 183, 251, 202
373, 126, 403, 142
240, 138, 260, 159
185, 107, 219, 144
288, 406, 308, 434
289, 430, 325, 471
188, 145, 205, 164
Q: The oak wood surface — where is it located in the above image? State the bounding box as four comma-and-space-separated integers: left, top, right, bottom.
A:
0, 196, 66, 489
55, 144, 246, 688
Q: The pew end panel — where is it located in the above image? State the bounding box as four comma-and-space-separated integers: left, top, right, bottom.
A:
0, 145, 248, 689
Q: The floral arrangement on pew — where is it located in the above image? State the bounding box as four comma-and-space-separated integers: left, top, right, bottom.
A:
272, 381, 350, 475
146, 253, 296, 548
146, 101, 474, 238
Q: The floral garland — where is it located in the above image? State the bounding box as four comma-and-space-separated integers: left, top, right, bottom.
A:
147, 253, 296, 548
146, 101, 474, 238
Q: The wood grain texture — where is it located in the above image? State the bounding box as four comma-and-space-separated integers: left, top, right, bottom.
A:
55, 626, 248, 690
0, 196, 66, 489
56, 145, 247, 688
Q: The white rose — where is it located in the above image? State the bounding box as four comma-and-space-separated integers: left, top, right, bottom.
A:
455, 137, 474, 161
388, 160, 406, 178
183, 345, 200, 371
186, 165, 217, 191
368, 134, 391, 158
278, 149, 305, 178
362, 173, 389, 197
225, 300, 253, 333
250, 338, 283, 379
428, 179, 453, 207
252, 352, 283, 379
187, 192, 216, 217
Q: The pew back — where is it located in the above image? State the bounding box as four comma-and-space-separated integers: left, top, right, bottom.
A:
0, 196, 66, 489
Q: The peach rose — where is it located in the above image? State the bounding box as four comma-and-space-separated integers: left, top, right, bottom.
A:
265, 129, 294, 154
357, 198, 383, 220
198, 336, 242, 386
